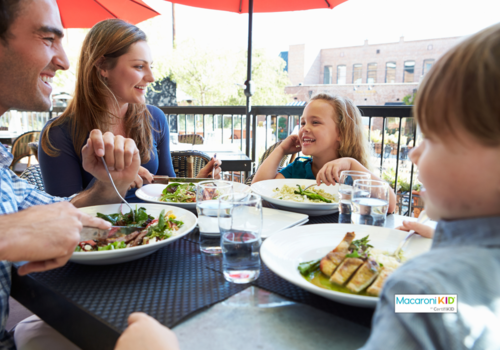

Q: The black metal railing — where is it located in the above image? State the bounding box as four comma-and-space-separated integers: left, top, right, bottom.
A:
1, 105, 420, 216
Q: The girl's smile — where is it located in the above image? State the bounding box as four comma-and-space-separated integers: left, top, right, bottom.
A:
299, 100, 340, 159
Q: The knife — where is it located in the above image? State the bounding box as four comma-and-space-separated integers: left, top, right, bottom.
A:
80, 226, 142, 242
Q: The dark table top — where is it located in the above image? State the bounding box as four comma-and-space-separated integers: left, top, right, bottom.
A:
11, 211, 379, 350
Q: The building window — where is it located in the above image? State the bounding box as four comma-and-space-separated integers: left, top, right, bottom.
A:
385, 62, 396, 83
353, 64, 362, 84
337, 65, 346, 85
403, 61, 415, 83
376, 49, 380, 54
367, 63, 377, 84
423, 59, 435, 75
323, 66, 332, 84
427, 44, 433, 50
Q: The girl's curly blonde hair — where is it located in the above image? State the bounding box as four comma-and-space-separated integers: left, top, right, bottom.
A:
310, 94, 372, 170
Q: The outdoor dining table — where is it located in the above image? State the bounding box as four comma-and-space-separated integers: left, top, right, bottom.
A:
170, 143, 253, 174
10, 212, 428, 350
0, 131, 21, 145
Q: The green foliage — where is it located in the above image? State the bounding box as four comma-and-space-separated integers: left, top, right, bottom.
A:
382, 168, 422, 192
154, 39, 291, 106
402, 91, 416, 105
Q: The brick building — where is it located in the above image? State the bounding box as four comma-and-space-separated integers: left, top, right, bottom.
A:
285, 36, 462, 105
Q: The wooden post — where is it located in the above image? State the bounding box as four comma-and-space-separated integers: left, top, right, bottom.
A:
187, 156, 194, 178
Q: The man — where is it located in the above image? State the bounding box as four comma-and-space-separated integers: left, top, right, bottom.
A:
0, 0, 143, 348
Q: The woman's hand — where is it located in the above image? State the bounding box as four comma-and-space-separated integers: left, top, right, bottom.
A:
128, 166, 154, 190
279, 135, 301, 155
197, 157, 222, 179
396, 221, 434, 239
316, 158, 353, 186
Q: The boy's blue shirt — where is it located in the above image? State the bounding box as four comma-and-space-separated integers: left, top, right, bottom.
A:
279, 157, 315, 179
360, 216, 500, 350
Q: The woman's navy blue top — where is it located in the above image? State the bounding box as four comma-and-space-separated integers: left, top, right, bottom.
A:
38, 105, 175, 202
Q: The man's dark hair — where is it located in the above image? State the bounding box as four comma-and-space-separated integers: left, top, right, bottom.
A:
0, 0, 24, 44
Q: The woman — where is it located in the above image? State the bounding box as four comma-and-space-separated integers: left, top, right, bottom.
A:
40, 19, 220, 202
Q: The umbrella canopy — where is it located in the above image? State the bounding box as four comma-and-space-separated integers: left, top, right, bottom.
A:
57, 0, 160, 28
169, 0, 344, 13
167, 0, 347, 160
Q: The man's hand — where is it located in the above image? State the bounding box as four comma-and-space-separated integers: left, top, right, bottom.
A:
279, 135, 301, 155
81, 130, 141, 195
115, 313, 179, 350
0, 202, 111, 275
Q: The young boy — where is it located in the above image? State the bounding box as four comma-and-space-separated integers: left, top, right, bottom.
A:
360, 23, 500, 349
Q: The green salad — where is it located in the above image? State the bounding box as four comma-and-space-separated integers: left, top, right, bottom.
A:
159, 183, 196, 203
76, 209, 184, 252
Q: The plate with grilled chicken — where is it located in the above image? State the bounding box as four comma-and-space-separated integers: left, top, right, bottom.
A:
260, 224, 432, 307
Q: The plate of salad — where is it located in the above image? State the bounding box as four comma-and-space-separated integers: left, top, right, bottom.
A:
251, 179, 339, 216
72, 203, 197, 265
135, 182, 250, 210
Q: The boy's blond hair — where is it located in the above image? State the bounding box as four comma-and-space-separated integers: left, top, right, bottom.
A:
415, 23, 500, 146
310, 94, 372, 169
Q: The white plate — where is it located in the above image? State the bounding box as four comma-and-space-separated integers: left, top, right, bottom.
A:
261, 208, 308, 239
72, 203, 197, 265
251, 179, 339, 216
260, 224, 432, 308
135, 182, 251, 210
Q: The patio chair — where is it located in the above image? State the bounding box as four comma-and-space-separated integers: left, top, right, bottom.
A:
19, 164, 45, 192
244, 140, 298, 185
178, 134, 204, 145
28, 142, 39, 161
383, 144, 392, 159
171, 150, 211, 178
10, 131, 40, 174
400, 146, 409, 160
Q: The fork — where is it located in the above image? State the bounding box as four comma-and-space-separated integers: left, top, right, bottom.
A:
303, 181, 324, 191
212, 153, 217, 179
100, 157, 135, 222
393, 210, 429, 262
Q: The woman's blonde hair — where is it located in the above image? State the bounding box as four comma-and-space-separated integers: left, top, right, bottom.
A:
41, 19, 154, 161
310, 94, 371, 169
415, 23, 500, 146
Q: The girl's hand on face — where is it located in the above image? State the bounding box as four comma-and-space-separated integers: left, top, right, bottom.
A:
279, 135, 301, 155
316, 158, 352, 186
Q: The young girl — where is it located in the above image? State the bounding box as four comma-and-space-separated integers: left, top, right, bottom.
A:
252, 93, 396, 213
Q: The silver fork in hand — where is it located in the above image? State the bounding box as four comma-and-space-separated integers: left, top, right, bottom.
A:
100, 157, 135, 222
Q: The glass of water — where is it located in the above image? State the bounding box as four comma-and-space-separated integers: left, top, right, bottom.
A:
351, 179, 390, 227
196, 180, 233, 255
218, 193, 263, 284
338, 171, 371, 223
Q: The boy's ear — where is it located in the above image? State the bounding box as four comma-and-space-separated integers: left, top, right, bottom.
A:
95, 57, 108, 78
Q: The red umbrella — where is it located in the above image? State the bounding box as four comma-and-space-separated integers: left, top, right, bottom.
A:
169, 0, 345, 13
56, 0, 160, 28
167, 0, 347, 159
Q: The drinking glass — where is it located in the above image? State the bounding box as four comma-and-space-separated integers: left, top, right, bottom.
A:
351, 179, 390, 227
338, 171, 371, 223
196, 180, 233, 255
218, 193, 263, 284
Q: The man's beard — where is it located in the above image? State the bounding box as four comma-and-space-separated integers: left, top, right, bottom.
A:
0, 48, 52, 112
